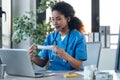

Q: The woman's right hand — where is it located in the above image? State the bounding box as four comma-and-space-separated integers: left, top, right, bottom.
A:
28, 43, 36, 60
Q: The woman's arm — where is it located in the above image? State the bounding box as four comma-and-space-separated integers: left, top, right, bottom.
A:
64, 53, 83, 70
31, 56, 48, 67
53, 46, 83, 70
29, 44, 48, 67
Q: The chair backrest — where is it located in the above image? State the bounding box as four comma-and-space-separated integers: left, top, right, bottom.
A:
83, 42, 101, 68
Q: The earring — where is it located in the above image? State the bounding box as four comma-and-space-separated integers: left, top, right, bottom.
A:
67, 17, 70, 22
68, 19, 70, 22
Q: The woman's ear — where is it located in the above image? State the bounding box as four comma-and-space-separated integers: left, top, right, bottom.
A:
67, 17, 71, 22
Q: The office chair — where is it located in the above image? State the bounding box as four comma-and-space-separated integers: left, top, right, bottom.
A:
83, 42, 101, 68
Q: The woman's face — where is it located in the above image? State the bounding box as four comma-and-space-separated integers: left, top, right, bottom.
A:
51, 10, 69, 32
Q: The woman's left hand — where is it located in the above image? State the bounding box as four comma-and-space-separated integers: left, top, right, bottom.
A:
53, 46, 69, 60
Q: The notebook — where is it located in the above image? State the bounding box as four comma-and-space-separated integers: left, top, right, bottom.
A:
0, 48, 55, 78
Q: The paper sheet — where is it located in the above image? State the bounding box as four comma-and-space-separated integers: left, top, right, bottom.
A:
37, 45, 54, 50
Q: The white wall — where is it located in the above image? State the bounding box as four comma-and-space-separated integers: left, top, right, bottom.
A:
99, 48, 117, 70
12, 0, 36, 18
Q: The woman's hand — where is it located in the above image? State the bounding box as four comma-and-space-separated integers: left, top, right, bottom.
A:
28, 43, 36, 60
53, 46, 69, 60
28, 43, 48, 67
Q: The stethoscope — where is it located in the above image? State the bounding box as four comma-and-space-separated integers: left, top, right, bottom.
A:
52, 31, 71, 52
51, 31, 71, 62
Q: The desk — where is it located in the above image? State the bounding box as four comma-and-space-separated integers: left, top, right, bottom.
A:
2, 70, 120, 80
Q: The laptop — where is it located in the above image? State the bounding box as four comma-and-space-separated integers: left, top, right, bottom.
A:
0, 48, 55, 78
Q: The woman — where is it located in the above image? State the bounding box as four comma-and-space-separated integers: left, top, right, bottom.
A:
29, 1, 87, 70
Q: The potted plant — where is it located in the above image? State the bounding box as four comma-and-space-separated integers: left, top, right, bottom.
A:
12, 0, 60, 55
12, 12, 54, 56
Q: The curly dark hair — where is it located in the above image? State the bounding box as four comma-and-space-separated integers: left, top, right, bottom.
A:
52, 1, 86, 34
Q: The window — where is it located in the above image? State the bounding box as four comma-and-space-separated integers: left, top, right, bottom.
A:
1, 0, 11, 48
100, 0, 120, 48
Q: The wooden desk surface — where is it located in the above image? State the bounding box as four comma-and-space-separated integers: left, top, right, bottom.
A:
2, 70, 120, 80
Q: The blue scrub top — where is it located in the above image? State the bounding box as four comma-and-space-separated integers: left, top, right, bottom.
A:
38, 29, 87, 70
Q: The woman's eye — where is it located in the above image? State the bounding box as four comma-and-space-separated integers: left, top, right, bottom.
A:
51, 19, 54, 22
51, 18, 61, 22
57, 18, 61, 21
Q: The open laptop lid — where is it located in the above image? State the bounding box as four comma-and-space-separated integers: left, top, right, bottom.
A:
0, 49, 36, 77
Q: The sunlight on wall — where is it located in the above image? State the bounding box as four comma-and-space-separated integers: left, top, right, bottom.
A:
100, 0, 120, 48
63, 0, 91, 33
100, 0, 120, 34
